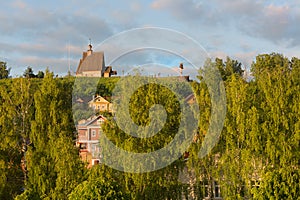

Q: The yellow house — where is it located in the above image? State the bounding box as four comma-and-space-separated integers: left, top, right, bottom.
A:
88, 95, 113, 112
185, 93, 196, 105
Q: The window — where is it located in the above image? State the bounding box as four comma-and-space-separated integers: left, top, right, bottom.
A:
92, 130, 96, 137
201, 180, 211, 199
79, 143, 87, 149
214, 181, 221, 198
204, 183, 210, 198
92, 159, 100, 165
201, 180, 222, 199
251, 180, 260, 189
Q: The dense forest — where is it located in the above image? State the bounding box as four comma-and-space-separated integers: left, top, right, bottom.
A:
0, 53, 299, 199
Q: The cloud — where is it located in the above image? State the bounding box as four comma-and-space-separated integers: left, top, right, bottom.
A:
150, 0, 300, 47
210, 51, 228, 60
234, 51, 257, 69
11, 56, 79, 76
238, 4, 290, 43
0, 5, 116, 76
209, 50, 257, 72
2, 0, 300, 77
151, 0, 215, 25
111, 11, 138, 29
0, 7, 113, 44
130, 1, 142, 12
109, 1, 142, 30
0, 0, 152, 77
11, 0, 27, 9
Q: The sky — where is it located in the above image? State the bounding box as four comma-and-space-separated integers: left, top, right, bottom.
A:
1, 0, 300, 77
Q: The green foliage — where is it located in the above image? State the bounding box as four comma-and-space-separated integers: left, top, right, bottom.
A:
99, 76, 189, 199
252, 168, 300, 200
0, 73, 86, 200
0, 78, 35, 199
72, 77, 119, 98
68, 165, 127, 200
0, 54, 299, 199
188, 54, 299, 199
36, 71, 44, 78
72, 102, 94, 124
23, 67, 45, 78
0, 61, 10, 79
72, 77, 119, 124
23, 71, 85, 199
23, 67, 36, 78
215, 57, 244, 81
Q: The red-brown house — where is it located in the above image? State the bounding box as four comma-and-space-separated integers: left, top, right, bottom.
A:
76, 115, 106, 167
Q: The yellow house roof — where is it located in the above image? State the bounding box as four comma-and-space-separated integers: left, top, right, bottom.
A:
88, 95, 110, 104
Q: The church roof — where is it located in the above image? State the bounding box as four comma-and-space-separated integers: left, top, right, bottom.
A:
76, 51, 105, 74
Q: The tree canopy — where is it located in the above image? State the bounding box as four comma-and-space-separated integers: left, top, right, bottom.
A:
23, 67, 44, 78
0, 61, 10, 79
0, 53, 299, 199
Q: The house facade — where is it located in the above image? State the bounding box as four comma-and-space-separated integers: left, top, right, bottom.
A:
76, 115, 106, 167
185, 93, 196, 105
88, 95, 113, 113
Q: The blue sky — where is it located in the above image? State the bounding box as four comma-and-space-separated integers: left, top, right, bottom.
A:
1, 0, 300, 77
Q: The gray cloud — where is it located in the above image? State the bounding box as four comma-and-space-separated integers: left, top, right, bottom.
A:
0, 9, 113, 48
3, 0, 300, 77
0, 5, 115, 76
0, 0, 148, 76
11, 56, 78, 76
151, 0, 300, 47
